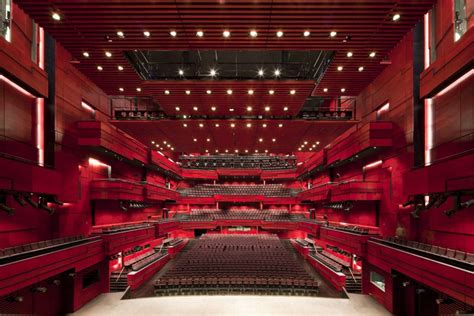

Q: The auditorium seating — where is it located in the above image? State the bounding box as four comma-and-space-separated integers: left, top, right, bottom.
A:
155, 234, 319, 296
0, 235, 92, 263
374, 237, 474, 268
310, 251, 343, 272
179, 184, 299, 197
179, 154, 297, 170
179, 209, 304, 221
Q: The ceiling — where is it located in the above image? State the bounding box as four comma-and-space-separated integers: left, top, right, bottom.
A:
14, 0, 435, 153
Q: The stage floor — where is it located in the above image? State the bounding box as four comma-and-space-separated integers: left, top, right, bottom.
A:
71, 292, 391, 316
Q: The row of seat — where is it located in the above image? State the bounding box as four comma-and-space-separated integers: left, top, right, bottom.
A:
131, 251, 167, 271
321, 250, 351, 268
383, 237, 474, 264
180, 209, 303, 221
310, 251, 343, 272
179, 184, 299, 197
0, 235, 86, 258
179, 155, 297, 170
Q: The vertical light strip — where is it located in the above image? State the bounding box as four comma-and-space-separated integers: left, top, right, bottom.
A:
424, 98, 433, 166
423, 13, 430, 69
38, 27, 45, 69
36, 98, 44, 166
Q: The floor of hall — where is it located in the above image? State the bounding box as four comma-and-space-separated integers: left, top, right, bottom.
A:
71, 292, 391, 316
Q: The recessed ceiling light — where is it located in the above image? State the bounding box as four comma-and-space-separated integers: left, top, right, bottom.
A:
283, 106, 288, 111
117, 65, 124, 71
247, 106, 252, 111
225, 149, 229, 153
171, 147, 175, 150
276, 30, 284, 37
262, 123, 267, 128
215, 123, 220, 127
136, 87, 142, 92
298, 148, 302, 151
170, 30, 177, 37
230, 123, 235, 128
347, 51, 353, 57
264, 106, 270, 111
185, 90, 191, 95
143, 31, 151, 37
164, 90, 170, 95
215, 149, 219, 153
330, 31, 337, 37
323, 88, 328, 92
178, 69, 184, 76
211, 106, 216, 111
193, 138, 197, 142
175, 106, 180, 111
223, 30, 230, 38
163, 141, 167, 144
105, 51, 112, 58
227, 89, 233, 95
369, 51, 376, 58
316, 141, 320, 145
250, 30, 258, 37
393, 13, 401, 21
303, 30, 311, 37
245, 149, 249, 153
82, 52, 90, 58
119, 87, 124, 92
235, 149, 239, 153
248, 89, 254, 95
196, 30, 204, 37
358, 66, 364, 72
265, 150, 268, 153
183, 123, 188, 127
52, 12, 61, 21
274, 69, 281, 77
97, 66, 103, 71
255, 149, 259, 153
229, 108, 235, 112
337, 66, 343, 71
209, 69, 217, 77
206, 138, 210, 142
304, 141, 308, 144
167, 144, 171, 148
206, 90, 212, 94
259, 138, 263, 142
278, 123, 283, 127
268, 90, 275, 95
183, 115, 187, 119
272, 138, 276, 142
193, 106, 198, 111
205, 149, 209, 153
117, 31, 124, 38
290, 90, 296, 95
246, 123, 252, 128
199, 123, 204, 127
341, 88, 346, 92
151, 141, 155, 144
258, 69, 264, 77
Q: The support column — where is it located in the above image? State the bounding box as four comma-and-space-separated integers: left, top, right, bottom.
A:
44, 33, 56, 167
413, 21, 425, 168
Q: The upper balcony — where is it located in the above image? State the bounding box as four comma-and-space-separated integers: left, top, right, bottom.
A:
89, 178, 145, 201
330, 180, 383, 202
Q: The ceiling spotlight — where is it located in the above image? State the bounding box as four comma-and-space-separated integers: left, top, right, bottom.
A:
316, 141, 320, 145
250, 30, 258, 37
196, 30, 204, 37
117, 65, 124, 71
248, 89, 254, 95
215, 149, 219, 153
97, 66, 103, 71
52, 12, 61, 21
82, 52, 90, 58
265, 149, 268, 153
330, 31, 337, 37
193, 106, 198, 111
206, 90, 212, 94
235, 149, 239, 153
170, 30, 177, 37
276, 30, 284, 37
117, 31, 124, 38
262, 123, 267, 128
323, 88, 328, 92
258, 69, 264, 77
269, 90, 274, 95
227, 89, 233, 95
274, 69, 281, 77
119, 87, 124, 92
185, 90, 191, 95
278, 123, 283, 127
225, 149, 229, 153
215, 123, 220, 127
175, 106, 180, 111
211, 106, 216, 111
283, 106, 288, 111
193, 138, 197, 142
255, 149, 259, 153
259, 138, 263, 142
105, 51, 112, 58
347, 51, 353, 57
183, 123, 188, 127
337, 66, 343, 71
341, 88, 346, 93
164, 90, 170, 95
369, 51, 376, 58
223, 30, 231, 38
229, 108, 235, 112
199, 123, 204, 127
178, 69, 184, 76
245, 149, 249, 153
393, 13, 401, 21
246, 123, 252, 128
183, 115, 188, 119
358, 66, 364, 72
264, 106, 270, 112
290, 89, 296, 95
272, 138, 276, 142
209, 69, 217, 77
230, 123, 235, 128
136, 87, 142, 92
247, 106, 252, 111
303, 30, 311, 37
143, 31, 151, 37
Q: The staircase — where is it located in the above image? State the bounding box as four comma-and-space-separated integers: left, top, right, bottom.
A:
109, 270, 128, 292
344, 270, 362, 293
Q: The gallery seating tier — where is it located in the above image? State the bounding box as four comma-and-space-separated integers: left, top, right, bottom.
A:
179, 209, 304, 221
179, 154, 297, 170
179, 184, 300, 197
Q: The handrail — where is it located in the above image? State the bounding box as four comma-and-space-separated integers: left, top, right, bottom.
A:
348, 267, 357, 283
116, 266, 126, 282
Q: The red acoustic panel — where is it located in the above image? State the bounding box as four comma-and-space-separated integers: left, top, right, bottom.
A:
99, 226, 156, 255
89, 179, 145, 201
127, 255, 170, 290
298, 150, 326, 175
180, 169, 218, 180
145, 183, 180, 201
112, 119, 357, 153
320, 226, 374, 256
403, 152, 474, 196
261, 170, 298, 180
149, 151, 181, 177
77, 121, 149, 164
299, 183, 332, 202
307, 255, 346, 291
144, 80, 313, 117
216, 169, 262, 177
330, 181, 383, 201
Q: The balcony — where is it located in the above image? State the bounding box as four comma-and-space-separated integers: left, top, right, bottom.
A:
94, 224, 156, 255
320, 225, 378, 256
298, 182, 332, 202
297, 150, 326, 179
149, 151, 182, 179
90, 179, 144, 201
330, 180, 383, 202
144, 182, 179, 201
